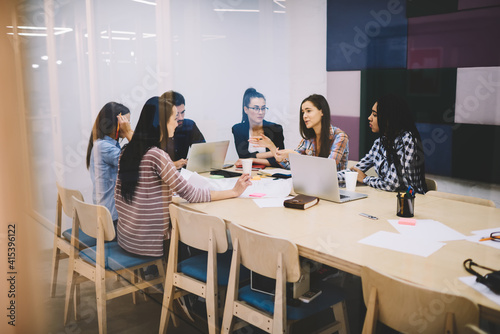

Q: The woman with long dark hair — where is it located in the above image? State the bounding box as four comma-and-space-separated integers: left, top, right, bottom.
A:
232, 88, 284, 167
115, 92, 251, 257
339, 94, 427, 194
86, 102, 133, 223
252, 94, 349, 170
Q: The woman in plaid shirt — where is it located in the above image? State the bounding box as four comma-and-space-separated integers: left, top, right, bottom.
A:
249, 94, 349, 171
339, 94, 427, 194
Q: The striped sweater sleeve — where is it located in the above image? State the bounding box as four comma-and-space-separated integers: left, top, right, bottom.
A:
150, 148, 211, 203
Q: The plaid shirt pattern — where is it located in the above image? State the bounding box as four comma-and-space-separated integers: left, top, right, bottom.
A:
279, 125, 349, 171
338, 131, 425, 194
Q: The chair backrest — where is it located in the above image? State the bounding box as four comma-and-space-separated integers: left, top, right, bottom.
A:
72, 196, 116, 241
425, 178, 438, 191
227, 222, 301, 282
56, 182, 84, 217
170, 204, 228, 253
361, 266, 479, 333
426, 190, 495, 208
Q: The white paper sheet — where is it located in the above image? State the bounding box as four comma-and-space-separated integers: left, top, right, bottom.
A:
388, 219, 466, 242
198, 177, 293, 199
358, 231, 446, 257
459, 276, 500, 306
253, 197, 292, 208
465, 234, 500, 250
470, 227, 500, 236
240, 178, 293, 198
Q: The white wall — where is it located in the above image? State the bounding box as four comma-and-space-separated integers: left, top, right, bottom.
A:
19, 0, 326, 223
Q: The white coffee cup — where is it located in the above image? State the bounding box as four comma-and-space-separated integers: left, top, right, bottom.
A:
345, 171, 358, 192
241, 159, 253, 175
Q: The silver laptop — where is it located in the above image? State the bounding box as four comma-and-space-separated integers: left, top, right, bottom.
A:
289, 154, 367, 203
186, 140, 230, 173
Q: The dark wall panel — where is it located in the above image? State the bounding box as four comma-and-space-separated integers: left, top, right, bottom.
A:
416, 123, 453, 176
408, 7, 500, 69
327, 0, 407, 70
360, 68, 456, 157
406, 0, 458, 17
452, 124, 500, 182
458, 0, 500, 10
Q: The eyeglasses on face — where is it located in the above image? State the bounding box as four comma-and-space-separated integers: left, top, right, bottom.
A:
247, 106, 268, 113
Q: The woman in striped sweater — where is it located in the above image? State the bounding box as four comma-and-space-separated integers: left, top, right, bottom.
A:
115, 92, 251, 258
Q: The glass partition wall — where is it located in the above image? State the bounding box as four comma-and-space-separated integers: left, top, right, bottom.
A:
14, 0, 327, 240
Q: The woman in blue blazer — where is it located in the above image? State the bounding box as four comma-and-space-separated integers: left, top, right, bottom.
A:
232, 88, 285, 167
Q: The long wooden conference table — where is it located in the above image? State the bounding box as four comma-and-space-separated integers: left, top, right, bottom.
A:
174, 178, 500, 323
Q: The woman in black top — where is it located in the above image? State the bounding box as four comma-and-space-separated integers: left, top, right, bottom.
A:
231, 88, 285, 167
338, 94, 427, 194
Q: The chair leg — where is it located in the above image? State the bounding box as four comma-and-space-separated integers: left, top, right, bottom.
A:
206, 292, 219, 334
74, 283, 80, 321
132, 269, 138, 305
139, 268, 148, 301
64, 270, 77, 325
50, 247, 61, 297
158, 276, 176, 334
332, 301, 349, 334
96, 271, 107, 334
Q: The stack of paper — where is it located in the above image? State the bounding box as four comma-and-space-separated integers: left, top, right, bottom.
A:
465, 227, 500, 250
358, 219, 466, 257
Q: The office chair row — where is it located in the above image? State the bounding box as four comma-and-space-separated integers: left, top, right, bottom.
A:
50, 183, 487, 334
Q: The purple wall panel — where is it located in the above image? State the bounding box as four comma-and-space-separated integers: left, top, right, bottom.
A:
408, 7, 500, 69
459, 0, 500, 10
331, 115, 360, 160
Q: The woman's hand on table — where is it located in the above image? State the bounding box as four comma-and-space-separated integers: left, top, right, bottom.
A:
232, 174, 252, 197
351, 166, 366, 183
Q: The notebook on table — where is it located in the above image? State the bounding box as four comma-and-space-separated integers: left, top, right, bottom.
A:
185, 140, 230, 173
289, 154, 367, 203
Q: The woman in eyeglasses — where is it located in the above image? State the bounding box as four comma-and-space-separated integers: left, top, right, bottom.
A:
338, 94, 427, 194
231, 87, 285, 167
251, 94, 349, 171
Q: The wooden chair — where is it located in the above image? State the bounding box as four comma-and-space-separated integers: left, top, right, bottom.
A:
159, 204, 239, 334
51, 183, 96, 298
361, 266, 480, 334
347, 160, 377, 177
426, 178, 438, 191
64, 197, 165, 334
426, 190, 495, 208
222, 222, 349, 334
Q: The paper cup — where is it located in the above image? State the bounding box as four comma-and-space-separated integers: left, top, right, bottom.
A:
241, 159, 253, 175
345, 171, 358, 192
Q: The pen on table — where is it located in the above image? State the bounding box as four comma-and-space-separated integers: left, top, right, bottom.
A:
359, 213, 378, 220
479, 237, 493, 242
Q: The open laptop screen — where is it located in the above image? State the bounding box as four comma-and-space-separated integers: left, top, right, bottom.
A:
185, 140, 229, 173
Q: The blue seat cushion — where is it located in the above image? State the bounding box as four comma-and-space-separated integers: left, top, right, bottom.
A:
178, 251, 249, 286
238, 280, 345, 321
79, 241, 162, 271
62, 228, 97, 248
